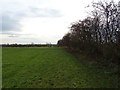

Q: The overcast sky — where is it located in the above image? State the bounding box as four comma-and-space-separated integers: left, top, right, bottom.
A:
0, 0, 119, 44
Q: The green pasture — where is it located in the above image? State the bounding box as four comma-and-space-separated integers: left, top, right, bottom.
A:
2, 47, 119, 88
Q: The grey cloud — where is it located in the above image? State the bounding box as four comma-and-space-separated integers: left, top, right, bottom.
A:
1, 6, 62, 33
1, 10, 28, 32
29, 7, 62, 17
8, 34, 18, 37
2, 13, 22, 32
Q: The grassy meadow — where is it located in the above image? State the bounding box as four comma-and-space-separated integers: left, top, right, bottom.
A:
2, 47, 119, 88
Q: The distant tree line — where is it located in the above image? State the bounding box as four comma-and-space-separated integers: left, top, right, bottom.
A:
57, 1, 120, 64
1, 43, 57, 47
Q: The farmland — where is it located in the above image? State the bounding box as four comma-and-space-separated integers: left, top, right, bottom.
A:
2, 47, 119, 88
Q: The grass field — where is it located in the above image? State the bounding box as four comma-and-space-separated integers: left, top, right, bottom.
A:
2, 47, 119, 88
